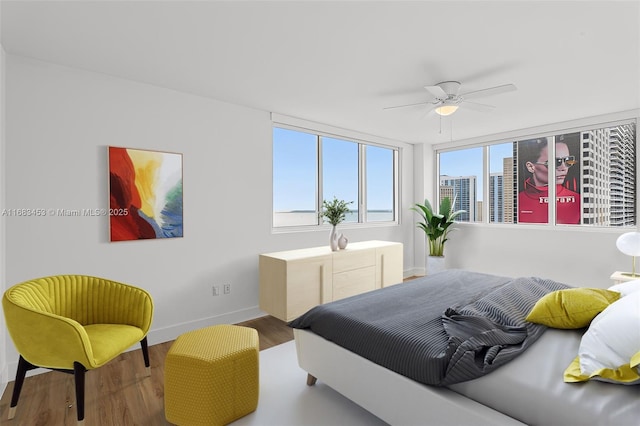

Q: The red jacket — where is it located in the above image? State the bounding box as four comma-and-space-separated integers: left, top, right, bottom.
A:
518, 178, 581, 224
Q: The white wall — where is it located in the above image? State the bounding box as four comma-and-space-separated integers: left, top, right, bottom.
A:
3, 55, 414, 378
445, 224, 632, 288
0, 42, 7, 394
411, 143, 432, 275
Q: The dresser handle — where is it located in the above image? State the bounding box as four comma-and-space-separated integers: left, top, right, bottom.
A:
320, 264, 325, 302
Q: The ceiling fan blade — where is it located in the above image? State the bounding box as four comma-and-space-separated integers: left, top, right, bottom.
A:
460, 83, 517, 100
383, 101, 434, 111
422, 103, 437, 118
460, 101, 495, 112
422, 105, 435, 120
424, 85, 447, 99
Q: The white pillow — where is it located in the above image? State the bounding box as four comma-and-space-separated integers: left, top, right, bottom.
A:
579, 290, 640, 376
608, 279, 640, 297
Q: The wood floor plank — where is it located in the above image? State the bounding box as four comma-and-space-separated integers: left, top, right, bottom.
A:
0, 316, 293, 426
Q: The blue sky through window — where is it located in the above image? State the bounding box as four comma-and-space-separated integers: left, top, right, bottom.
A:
273, 127, 316, 212
323, 137, 358, 220
366, 145, 394, 211
439, 143, 513, 202
273, 127, 395, 219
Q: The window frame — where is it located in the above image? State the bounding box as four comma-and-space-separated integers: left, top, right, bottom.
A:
271, 121, 401, 232
434, 117, 638, 229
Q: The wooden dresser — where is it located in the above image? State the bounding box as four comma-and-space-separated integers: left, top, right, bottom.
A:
259, 240, 403, 322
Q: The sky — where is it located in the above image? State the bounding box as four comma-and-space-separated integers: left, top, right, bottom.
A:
439, 142, 514, 202
273, 127, 394, 212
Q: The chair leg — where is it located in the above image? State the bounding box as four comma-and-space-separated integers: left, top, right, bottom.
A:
73, 362, 86, 424
140, 337, 151, 376
8, 356, 34, 419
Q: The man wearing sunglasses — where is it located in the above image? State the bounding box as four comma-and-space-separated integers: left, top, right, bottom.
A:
518, 136, 581, 224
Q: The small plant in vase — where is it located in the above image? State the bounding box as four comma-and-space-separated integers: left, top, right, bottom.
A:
320, 197, 353, 251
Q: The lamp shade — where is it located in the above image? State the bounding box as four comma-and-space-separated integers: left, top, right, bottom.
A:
434, 103, 459, 116
616, 232, 640, 256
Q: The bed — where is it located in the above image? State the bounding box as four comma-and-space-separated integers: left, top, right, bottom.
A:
289, 269, 640, 426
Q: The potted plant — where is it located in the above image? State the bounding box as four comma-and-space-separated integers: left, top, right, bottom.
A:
411, 196, 465, 273
320, 197, 353, 251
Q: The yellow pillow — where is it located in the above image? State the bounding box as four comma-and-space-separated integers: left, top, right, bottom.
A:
525, 288, 620, 329
564, 354, 640, 385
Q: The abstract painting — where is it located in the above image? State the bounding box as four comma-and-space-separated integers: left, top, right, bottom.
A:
109, 146, 183, 241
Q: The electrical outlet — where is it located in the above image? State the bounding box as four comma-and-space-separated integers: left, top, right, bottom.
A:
212, 285, 220, 296
223, 284, 231, 295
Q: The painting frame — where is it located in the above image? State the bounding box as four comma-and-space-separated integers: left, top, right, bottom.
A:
108, 146, 184, 242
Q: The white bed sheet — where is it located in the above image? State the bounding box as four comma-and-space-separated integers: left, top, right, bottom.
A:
447, 328, 640, 426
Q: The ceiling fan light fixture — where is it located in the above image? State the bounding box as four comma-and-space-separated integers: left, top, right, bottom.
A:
434, 103, 459, 116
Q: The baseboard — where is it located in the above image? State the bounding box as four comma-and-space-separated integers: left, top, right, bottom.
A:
405, 267, 425, 278
146, 305, 265, 345
1, 363, 7, 399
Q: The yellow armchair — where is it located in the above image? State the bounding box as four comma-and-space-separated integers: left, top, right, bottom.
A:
2, 275, 154, 424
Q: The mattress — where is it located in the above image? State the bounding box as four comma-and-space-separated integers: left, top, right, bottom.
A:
448, 328, 640, 426
294, 327, 527, 426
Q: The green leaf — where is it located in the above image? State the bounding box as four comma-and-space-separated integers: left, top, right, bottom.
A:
410, 195, 466, 256
321, 197, 354, 226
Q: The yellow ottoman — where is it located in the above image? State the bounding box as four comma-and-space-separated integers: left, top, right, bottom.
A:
164, 324, 259, 426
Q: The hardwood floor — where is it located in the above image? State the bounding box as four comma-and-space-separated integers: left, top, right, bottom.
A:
0, 316, 293, 426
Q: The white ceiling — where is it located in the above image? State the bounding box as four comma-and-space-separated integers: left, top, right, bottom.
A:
1, 1, 639, 145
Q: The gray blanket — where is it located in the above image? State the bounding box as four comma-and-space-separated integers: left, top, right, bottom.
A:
289, 269, 569, 386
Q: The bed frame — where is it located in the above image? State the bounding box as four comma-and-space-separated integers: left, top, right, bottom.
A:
294, 328, 525, 426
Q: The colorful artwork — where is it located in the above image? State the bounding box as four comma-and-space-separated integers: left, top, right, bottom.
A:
109, 147, 183, 241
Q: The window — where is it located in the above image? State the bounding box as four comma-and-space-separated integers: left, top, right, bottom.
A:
516, 133, 582, 225
273, 126, 398, 228
489, 143, 516, 223
273, 128, 318, 227
439, 147, 482, 222
366, 145, 395, 222
322, 137, 359, 223
437, 121, 636, 227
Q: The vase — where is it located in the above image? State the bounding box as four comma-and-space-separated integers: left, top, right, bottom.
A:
338, 233, 348, 250
329, 225, 339, 251
426, 255, 445, 276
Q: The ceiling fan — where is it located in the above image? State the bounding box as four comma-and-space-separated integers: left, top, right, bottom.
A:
384, 81, 517, 116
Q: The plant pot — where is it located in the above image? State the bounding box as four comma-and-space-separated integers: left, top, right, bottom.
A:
426, 255, 445, 276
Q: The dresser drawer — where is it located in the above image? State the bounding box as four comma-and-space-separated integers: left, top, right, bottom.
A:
332, 248, 375, 274
333, 266, 376, 300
